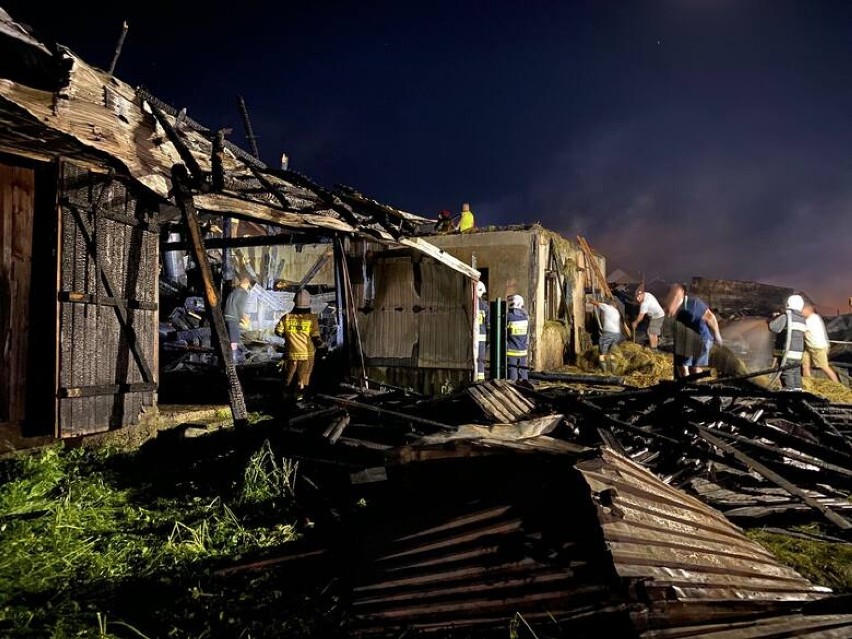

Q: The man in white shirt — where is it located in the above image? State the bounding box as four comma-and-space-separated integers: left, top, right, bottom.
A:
633, 290, 665, 349
590, 298, 623, 373
802, 303, 839, 383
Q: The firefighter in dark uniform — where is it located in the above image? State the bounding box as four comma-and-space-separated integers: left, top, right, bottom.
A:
475, 281, 489, 381
768, 293, 807, 390
506, 294, 529, 382
274, 289, 324, 400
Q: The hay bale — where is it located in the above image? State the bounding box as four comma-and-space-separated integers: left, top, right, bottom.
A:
575, 342, 674, 387
802, 378, 852, 404
540, 320, 568, 371
709, 345, 750, 378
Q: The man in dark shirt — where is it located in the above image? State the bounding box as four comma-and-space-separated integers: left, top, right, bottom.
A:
664, 283, 723, 379
223, 275, 252, 364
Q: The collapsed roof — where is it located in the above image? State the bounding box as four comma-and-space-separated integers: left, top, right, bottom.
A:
0, 9, 477, 280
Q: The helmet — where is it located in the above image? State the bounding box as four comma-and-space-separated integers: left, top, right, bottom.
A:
509, 294, 524, 309
476, 281, 486, 297
786, 294, 804, 311
295, 289, 311, 308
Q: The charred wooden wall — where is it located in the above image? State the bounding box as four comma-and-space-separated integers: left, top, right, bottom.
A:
56, 162, 159, 437
690, 277, 794, 319
0, 160, 34, 424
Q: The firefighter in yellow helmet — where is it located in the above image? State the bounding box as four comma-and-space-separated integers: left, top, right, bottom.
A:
274, 289, 324, 400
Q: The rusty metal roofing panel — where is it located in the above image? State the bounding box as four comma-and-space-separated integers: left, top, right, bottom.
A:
467, 379, 536, 423
640, 613, 852, 638
575, 448, 829, 603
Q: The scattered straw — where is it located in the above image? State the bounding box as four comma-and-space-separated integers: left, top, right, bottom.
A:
574, 342, 674, 387
802, 377, 852, 404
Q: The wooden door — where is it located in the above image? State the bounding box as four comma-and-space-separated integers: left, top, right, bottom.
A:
56, 162, 159, 437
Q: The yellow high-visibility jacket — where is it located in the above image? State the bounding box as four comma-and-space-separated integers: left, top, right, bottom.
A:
458, 210, 475, 232
274, 312, 321, 361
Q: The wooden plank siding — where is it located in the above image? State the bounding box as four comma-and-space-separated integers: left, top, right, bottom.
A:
56, 162, 158, 437
0, 161, 34, 424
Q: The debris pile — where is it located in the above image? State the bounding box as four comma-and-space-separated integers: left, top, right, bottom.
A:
203, 374, 852, 636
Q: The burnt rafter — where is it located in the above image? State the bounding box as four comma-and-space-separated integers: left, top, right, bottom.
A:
335, 184, 417, 237
63, 201, 154, 385
147, 100, 207, 188
260, 166, 364, 227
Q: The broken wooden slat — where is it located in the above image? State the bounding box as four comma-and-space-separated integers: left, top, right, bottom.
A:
696, 425, 852, 531
315, 394, 453, 431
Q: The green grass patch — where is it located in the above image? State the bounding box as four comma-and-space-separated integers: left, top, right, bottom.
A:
746, 527, 852, 592
0, 441, 301, 637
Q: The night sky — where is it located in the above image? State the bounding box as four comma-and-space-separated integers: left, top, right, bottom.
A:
5, 1, 851, 312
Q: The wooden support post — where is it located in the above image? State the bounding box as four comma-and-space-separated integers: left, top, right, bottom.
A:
696, 425, 852, 532
171, 164, 248, 428
336, 238, 367, 387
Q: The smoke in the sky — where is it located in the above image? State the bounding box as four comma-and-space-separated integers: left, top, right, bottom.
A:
484, 118, 852, 314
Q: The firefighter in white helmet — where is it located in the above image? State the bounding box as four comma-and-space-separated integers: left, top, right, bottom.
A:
475, 281, 489, 381
506, 294, 529, 381
768, 293, 807, 390
274, 289, 324, 400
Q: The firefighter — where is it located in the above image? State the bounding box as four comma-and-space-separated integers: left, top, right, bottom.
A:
475, 281, 489, 381
506, 294, 529, 381
768, 294, 807, 390
274, 289, 324, 400
458, 202, 475, 233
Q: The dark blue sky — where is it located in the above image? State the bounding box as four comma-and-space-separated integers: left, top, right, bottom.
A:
7, 1, 851, 311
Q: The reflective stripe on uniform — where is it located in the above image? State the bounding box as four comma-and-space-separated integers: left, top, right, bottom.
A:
507, 349, 528, 357
508, 319, 528, 336
790, 322, 808, 332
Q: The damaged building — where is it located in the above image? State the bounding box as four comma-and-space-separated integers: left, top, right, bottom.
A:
0, 8, 478, 441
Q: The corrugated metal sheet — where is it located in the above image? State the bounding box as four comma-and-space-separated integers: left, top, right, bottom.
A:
467, 379, 536, 423
359, 259, 417, 360
58, 162, 157, 436
357, 256, 472, 370
576, 448, 828, 604
640, 614, 852, 638
347, 441, 847, 637
416, 259, 471, 369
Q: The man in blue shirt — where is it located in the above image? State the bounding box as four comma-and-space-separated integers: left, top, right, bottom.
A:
664, 283, 723, 379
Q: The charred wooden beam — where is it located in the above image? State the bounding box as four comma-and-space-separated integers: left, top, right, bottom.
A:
58, 291, 157, 311
59, 382, 156, 399
707, 427, 852, 484
529, 371, 624, 386
682, 396, 852, 468
696, 425, 852, 532
211, 128, 229, 192
237, 95, 261, 159
248, 166, 295, 211
161, 232, 322, 251
63, 197, 156, 230
794, 399, 852, 455
315, 394, 453, 432
107, 21, 129, 75
171, 164, 248, 427
148, 102, 207, 188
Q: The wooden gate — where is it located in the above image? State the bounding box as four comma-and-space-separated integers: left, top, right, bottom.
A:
57, 162, 158, 437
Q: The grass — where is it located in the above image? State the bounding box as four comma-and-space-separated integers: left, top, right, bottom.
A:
0, 440, 303, 638
746, 526, 852, 592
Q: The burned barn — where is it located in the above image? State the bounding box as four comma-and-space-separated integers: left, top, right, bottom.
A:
345, 224, 609, 391
0, 8, 476, 443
